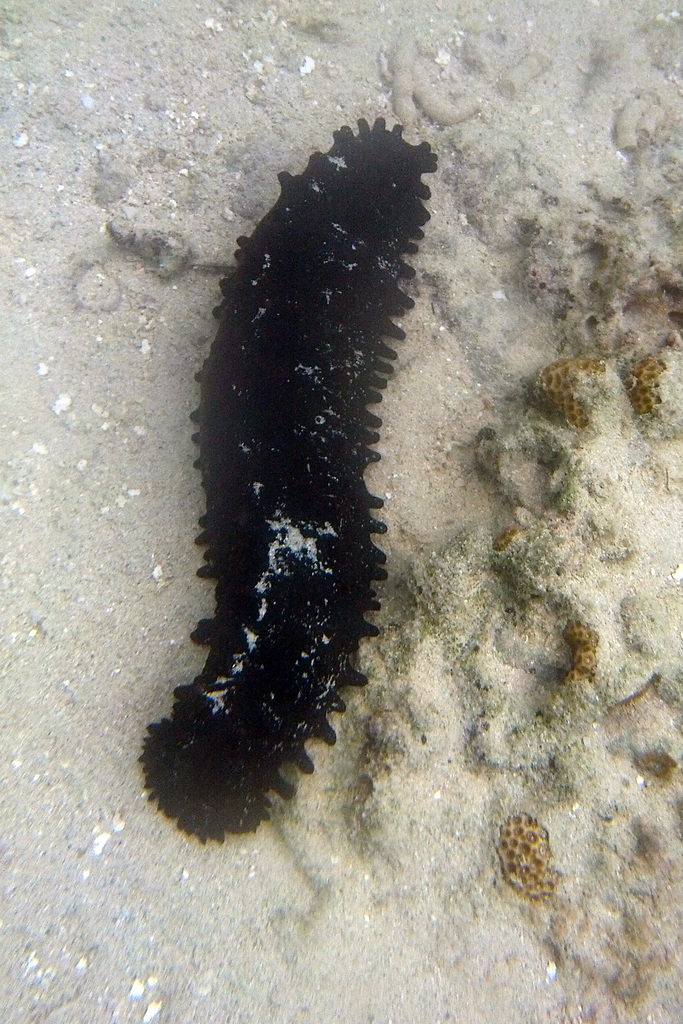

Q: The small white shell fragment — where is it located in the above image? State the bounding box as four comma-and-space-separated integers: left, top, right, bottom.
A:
37, 362, 48, 376
129, 979, 145, 999
299, 55, 315, 75
143, 1002, 162, 1023
92, 831, 111, 856
546, 961, 557, 981
670, 563, 683, 583
13, 131, 29, 147
52, 393, 72, 415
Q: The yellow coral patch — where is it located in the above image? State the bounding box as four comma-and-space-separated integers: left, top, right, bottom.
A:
498, 813, 558, 899
563, 619, 599, 682
626, 356, 666, 415
539, 357, 606, 428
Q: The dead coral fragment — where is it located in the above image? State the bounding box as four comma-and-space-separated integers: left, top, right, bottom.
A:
539, 357, 606, 428
563, 620, 599, 683
498, 813, 558, 899
633, 750, 678, 781
626, 356, 666, 414
493, 525, 523, 552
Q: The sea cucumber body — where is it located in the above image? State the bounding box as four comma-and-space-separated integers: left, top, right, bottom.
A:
141, 118, 436, 840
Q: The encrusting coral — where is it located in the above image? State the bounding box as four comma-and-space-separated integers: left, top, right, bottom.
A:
626, 355, 666, 414
563, 620, 599, 684
497, 813, 558, 899
538, 357, 606, 428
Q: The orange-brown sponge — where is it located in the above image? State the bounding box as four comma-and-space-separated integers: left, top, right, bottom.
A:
626, 356, 666, 415
497, 813, 558, 898
539, 357, 606, 428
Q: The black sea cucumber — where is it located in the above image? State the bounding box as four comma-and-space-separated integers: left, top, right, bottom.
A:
141, 118, 437, 840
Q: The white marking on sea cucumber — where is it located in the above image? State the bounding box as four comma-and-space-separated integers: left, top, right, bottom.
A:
244, 627, 259, 651
327, 155, 347, 170
255, 516, 338, 593
205, 691, 226, 714
266, 517, 335, 562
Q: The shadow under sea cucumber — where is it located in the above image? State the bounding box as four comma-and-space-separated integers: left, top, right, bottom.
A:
140, 118, 437, 841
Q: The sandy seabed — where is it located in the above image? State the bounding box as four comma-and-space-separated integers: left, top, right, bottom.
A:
1, 1, 682, 1021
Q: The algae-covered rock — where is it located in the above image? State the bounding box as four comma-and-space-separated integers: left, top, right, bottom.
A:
406, 346, 683, 792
